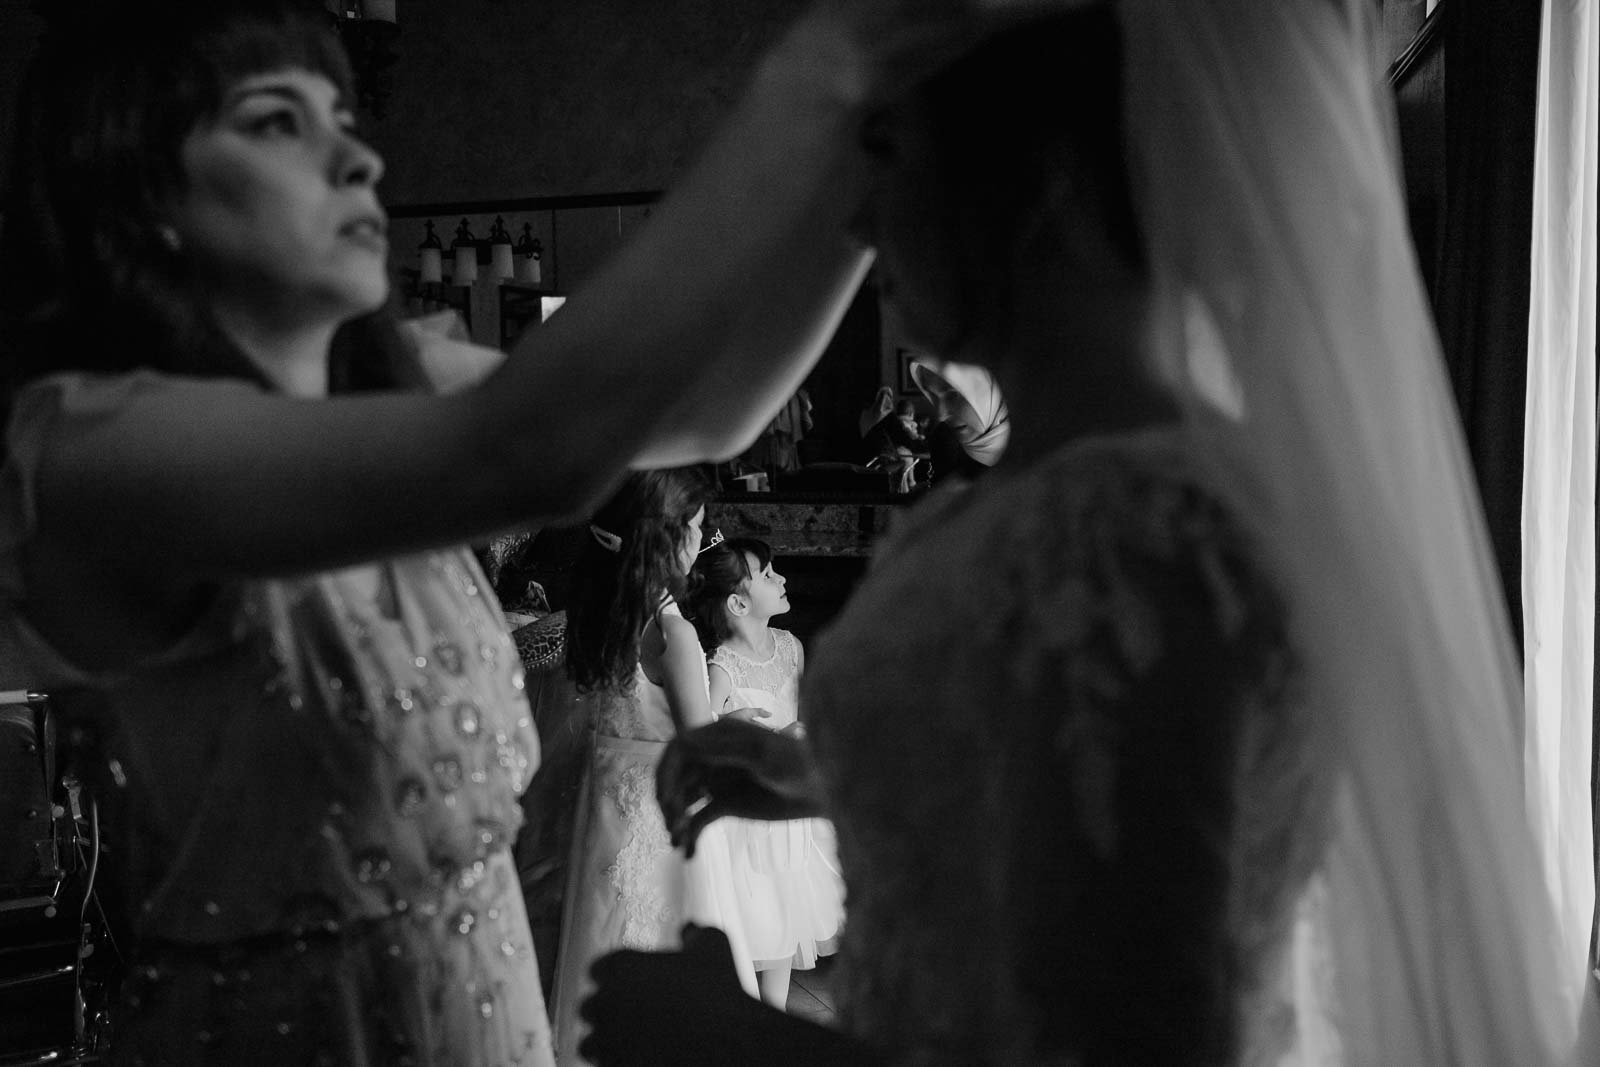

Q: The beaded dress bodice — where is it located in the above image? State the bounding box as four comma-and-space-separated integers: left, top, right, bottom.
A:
0, 371, 553, 1065
110, 551, 538, 942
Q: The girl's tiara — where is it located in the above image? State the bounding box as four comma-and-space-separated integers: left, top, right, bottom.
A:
697, 528, 725, 556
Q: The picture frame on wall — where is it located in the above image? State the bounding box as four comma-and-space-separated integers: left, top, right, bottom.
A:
897, 348, 922, 394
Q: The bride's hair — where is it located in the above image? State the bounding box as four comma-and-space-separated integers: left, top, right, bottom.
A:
921, 8, 1145, 292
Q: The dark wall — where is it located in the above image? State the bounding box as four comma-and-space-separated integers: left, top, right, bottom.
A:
1383, 1, 1446, 299
364, 0, 801, 204
0, 1, 801, 204
0, 2, 45, 195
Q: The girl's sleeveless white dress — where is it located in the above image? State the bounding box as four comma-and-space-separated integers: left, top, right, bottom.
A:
709, 629, 844, 971
549, 602, 756, 1065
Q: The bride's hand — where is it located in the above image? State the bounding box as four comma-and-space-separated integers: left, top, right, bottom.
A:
580, 924, 885, 1066
578, 925, 760, 1066
656, 718, 826, 857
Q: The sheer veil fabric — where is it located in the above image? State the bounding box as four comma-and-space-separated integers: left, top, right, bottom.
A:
1114, 0, 1578, 1060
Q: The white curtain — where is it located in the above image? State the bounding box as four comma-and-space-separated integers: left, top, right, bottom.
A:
1523, 0, 1599, 1031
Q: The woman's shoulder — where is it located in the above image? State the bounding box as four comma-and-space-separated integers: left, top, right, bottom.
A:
0, 368, 265, 579
813, 424, 1288, 715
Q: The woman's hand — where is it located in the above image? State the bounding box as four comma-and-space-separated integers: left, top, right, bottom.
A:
656, 718, 826, 856
580, 924, 882, 1066
786, 0, 1098, 110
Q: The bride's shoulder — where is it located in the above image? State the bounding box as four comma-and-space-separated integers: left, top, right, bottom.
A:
884, 427, 1230, 565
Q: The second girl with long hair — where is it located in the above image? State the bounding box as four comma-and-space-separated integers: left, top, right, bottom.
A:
550, 468, 756, 1064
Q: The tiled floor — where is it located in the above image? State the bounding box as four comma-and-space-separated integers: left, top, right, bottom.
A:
786, 956, 838, 1025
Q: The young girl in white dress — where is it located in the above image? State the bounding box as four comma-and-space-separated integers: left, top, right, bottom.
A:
686, 536, 844, 1010
549, 470, 756, 1064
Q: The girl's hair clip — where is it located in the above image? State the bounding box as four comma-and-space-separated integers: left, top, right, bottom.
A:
589, 524, 623, 553
697, 528, 725, 556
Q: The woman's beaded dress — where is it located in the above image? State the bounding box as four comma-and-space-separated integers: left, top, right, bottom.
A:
0, 372, 554, 1066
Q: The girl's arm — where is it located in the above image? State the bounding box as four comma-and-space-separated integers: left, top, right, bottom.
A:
657, 613, 718, 732
707, 663, 734, 719
780, 634, 808, 738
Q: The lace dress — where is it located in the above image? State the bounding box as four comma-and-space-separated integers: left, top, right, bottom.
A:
805, 428, 1312, 1065
708, 630, 844, 970
0, 372, 553, 1066
549, 601, 756, 1065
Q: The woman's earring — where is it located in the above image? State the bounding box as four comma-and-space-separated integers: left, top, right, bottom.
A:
158, 225, 182, 253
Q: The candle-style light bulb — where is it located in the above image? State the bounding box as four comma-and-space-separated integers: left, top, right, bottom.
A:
514, 223, 542, 286
489, 216, 514, 282
451, 218, 478, 286
418, 219, 443, 284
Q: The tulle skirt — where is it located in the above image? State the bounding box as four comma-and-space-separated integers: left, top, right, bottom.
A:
722, 816, 844, 970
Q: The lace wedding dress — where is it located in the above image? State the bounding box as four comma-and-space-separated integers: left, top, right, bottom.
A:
548, 601, 756, 1065
807, 430, 1313, 1064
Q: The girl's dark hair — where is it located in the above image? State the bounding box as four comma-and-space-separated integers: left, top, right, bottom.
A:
684, 536, 773, 652
921, 7, 1144, 287
565, 468, 715, 693
0, 0, 419, 421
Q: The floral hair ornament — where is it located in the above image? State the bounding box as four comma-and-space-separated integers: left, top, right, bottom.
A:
589, 524, 623, 553
697, 527, 725, 557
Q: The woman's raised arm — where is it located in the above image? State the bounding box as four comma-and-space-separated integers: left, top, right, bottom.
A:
32, 3, 1060, 582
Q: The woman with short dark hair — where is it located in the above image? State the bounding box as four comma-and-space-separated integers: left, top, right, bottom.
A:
0, 1, 1065, 1061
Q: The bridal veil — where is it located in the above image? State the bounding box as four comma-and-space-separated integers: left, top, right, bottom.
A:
1107, 0, 1580, 1060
